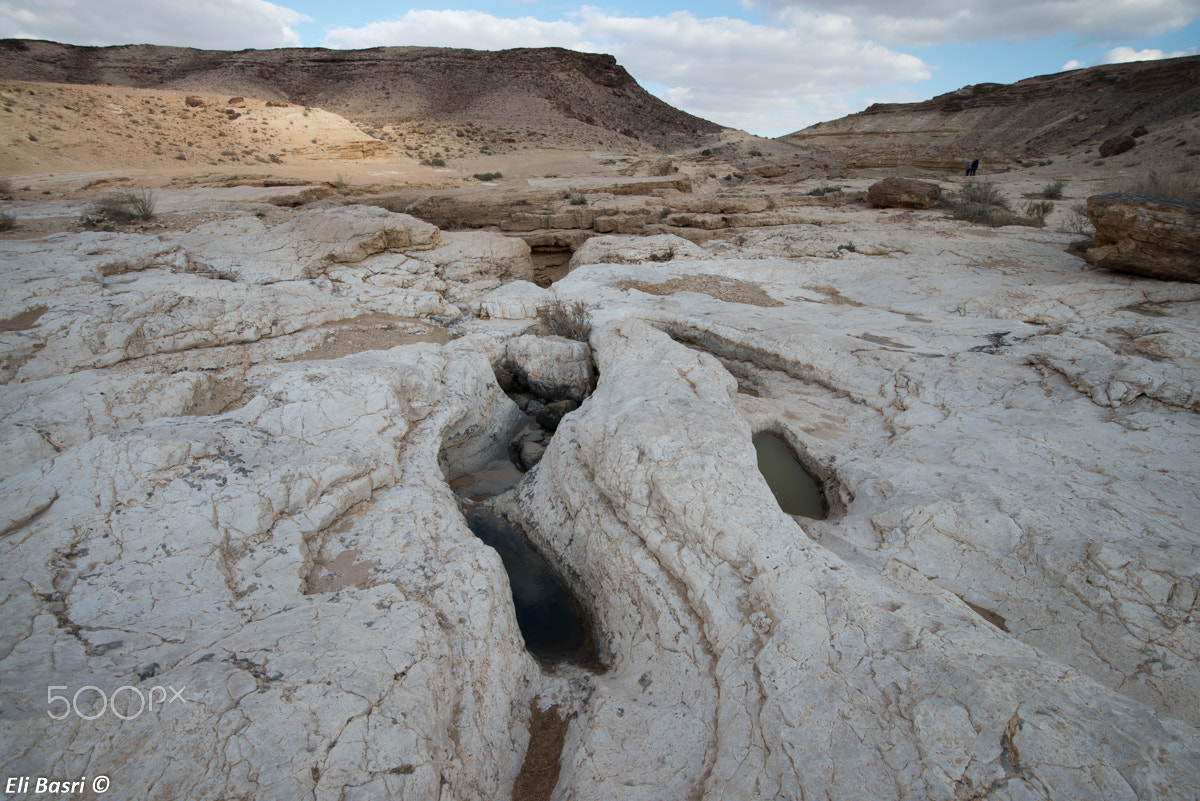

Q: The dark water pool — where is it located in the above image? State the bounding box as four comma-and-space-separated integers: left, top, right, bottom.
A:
462, 505, 594, 666
753, 431, 826, 519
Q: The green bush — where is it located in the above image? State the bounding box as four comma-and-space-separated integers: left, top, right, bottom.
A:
0, 212, 15, 231
946, 180, 1016, 226
1041, 181, 1065, 199
1020, 200, 1055, 227
473, 172, 502, 182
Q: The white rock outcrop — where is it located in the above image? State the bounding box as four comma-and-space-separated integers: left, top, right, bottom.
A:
2, 183, 1198, 799
0, 342, 540, 800
505, 319, 1200, 800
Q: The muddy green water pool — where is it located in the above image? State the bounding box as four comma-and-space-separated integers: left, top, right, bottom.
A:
753, 431, 826, 519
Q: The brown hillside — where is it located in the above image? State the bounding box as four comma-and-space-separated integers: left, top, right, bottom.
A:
782, 55, 1200, 170
0, 39, 725, 151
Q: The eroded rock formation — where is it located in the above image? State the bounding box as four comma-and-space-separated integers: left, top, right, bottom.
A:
2, 182, 1199, 799
1086, 192, 1200, 282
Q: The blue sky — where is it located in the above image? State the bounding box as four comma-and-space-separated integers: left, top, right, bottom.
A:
3, 1, 1198, 137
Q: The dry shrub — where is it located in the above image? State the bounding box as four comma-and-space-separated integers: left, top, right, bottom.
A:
1127, 170, 1200, 204
947, 180, 1050, 227
537, 298, 591, 342
1041, 181, 1066, 199
81, 189, 156, 229
1057, 203, 1094, 235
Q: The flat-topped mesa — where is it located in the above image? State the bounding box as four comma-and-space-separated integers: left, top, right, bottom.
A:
781, 54, 1200, 168
0, 39, 726, 150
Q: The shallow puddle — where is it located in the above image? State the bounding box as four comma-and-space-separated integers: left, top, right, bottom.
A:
462, 504, 594, 665
451, 451, 597, 668
753, 431, 826, 519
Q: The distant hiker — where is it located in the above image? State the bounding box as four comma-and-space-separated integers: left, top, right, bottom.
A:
965, 161, 972, 176
969, 159, 980, 176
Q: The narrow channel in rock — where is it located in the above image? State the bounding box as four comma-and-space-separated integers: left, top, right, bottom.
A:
443, 354, 599, 668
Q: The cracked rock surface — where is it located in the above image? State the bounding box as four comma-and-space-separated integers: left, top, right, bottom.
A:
1, 187, 1198, 799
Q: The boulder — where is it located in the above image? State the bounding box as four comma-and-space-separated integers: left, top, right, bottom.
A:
1099, 135, 1136, 157
866, 177, 942, 209
472, 280, 551, 320
184, 95, 204, 108
227, 96, 246, 108
569, 233, 709, 269
1086, 192, 1200, 282
518, 439, 546, 470
503, 334, 595, 402
534, 398, 578, 431
182, 206, 441, 283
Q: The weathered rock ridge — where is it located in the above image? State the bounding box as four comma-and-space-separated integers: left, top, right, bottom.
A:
0, 39, 725, 150
783, 54, 1200, 168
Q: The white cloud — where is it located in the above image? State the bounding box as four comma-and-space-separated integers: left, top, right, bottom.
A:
0, 0, 309, 49
748, 0, 1200, 46
324, 8, 931, 136
324, 10, 588, 51
1061, 59, 1088, 70
1101, 45, 1200, 63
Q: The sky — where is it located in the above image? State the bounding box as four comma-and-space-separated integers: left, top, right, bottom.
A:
2, 1, 1198, 137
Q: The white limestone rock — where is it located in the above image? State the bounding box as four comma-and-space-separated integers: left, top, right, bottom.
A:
503, 334, 595, 402
0, 368, 243, 480
180, 205, 441, 284
569, 233, 711, 269
472, 280, 552, 320
0, 343, 539, 800
505, 319, 1200, 800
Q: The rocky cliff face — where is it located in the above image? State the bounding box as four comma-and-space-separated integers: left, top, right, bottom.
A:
782, 55, 1200, 169
0, 39, 725, 150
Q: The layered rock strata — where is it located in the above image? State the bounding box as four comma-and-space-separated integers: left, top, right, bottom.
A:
1086, 192, 1200, 282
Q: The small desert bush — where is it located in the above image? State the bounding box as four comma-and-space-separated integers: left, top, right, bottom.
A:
0, 211, 15, 231
806, 185, 843, 196
0, 178, 11, 196
1057, 202, 1094, 236
946, 180, 1015, 226
473, 172, 502, 182
1041, 181, 1065, 199
1020, 200, 1055, 227
1126, 170, 1200, 204
81, 189, 156, 228
537, 298, 592, 342
568, 194, 587, 206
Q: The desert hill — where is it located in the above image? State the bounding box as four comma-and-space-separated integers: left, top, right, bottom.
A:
0, 39, 724, 151
783, 54, 1200, 171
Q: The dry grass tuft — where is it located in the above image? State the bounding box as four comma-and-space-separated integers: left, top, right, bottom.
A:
537, 298, 591, 341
